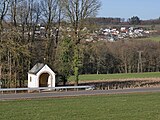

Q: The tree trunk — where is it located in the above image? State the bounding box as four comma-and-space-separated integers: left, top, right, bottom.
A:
124, 62, 128, 73
74, 46, 79, 86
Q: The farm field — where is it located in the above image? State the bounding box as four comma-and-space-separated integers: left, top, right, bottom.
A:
69, 72, 160, 82
138, 35, 160, 41
0, 93, 160, 120
149, 35, 160, 41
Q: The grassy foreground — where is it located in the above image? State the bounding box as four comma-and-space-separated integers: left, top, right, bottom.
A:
0, 93, 160, 120
69, 72, 160, 82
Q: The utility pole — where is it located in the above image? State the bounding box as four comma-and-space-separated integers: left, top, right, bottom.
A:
138, 51, 143, 73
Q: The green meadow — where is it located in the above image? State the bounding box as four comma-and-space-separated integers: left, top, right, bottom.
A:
136, 35, 160, 42
149, 35, 160, 41
0, 93, 160, 120
69, 72, 160, 82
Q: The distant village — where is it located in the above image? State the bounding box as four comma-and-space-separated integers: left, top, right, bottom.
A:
88, 26, 157, 42
17, 24, 158, 42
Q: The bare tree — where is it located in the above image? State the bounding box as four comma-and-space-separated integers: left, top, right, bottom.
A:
10, 0, 18, 27
40, 0, 59, 63
0, 0, 10, 30
60, 0, 101, 85
31, 1, 41, 41
0, 0, 10, 83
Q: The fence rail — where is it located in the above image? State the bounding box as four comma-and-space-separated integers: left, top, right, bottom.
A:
0, 86, 94, 94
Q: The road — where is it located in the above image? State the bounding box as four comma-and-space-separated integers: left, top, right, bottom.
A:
0, 87, 160, 100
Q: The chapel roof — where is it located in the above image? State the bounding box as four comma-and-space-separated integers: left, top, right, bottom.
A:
28, 63, 45, 74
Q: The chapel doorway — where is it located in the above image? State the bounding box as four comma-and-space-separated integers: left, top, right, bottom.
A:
39, 73, 49, 87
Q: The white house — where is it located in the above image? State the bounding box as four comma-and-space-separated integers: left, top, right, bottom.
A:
28, 63, 56, 88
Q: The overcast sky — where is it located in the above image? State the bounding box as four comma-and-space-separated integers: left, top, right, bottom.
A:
98, 0, 160, 20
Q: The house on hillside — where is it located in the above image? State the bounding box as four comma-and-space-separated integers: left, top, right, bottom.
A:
28, 63, 56, 88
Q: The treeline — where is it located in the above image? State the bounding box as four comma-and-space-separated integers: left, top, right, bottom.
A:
87, 17, 160, 25
81, 40, 160, 74
86, 17, 122, 25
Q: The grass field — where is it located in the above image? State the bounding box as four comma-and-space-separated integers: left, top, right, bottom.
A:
69, 72, 160, 82
141, 35, 160, 41
0, 93, 160, 120
149, 35, 160, 41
